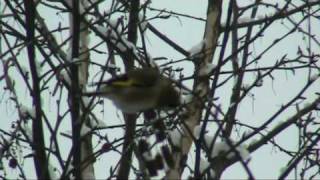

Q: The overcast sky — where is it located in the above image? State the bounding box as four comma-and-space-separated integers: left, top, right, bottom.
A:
1, 0, 320, 179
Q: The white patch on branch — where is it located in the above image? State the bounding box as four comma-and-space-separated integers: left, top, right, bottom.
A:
193, 124, 202, 139
181, 94, 193, 105
81, 124, 92, 136
199, 157, 210, 173
66, 48, 72, 62
310, 73, 319, 81
209, 141, 251, 161
199, 157, 215, 177
96, 25, 139, 56
204, 135, 215, 149
242, 83, 250, 91
221, 12, 275, 27
72, 57, 80, 62
236, 145, 251, 161
20, 104, 36, 119
199, 63, 215, 76
58, 68, 71, 85
90, 118, 107, 128
51, 142, 57, 152
142, 152, 153, 161
169, 128, 183, 147
188, 40, 206, 58
242, 129, 253, 137
210, 141, 229, 158
139, 12, 148, 32
63, 0, 95, 15
22, 122, 33, 140
81, 96, 92, 109
193, 124, 208, 139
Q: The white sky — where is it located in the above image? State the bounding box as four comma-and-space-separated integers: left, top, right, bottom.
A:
1, 0, 320, 179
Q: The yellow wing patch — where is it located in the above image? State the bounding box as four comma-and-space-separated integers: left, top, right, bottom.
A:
111, 78, 135, 87
111, 78, 144, 87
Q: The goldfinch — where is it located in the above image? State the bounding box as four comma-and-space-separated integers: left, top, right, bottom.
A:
84, 68, 180, 113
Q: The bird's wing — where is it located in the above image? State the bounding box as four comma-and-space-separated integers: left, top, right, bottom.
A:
90, 74, 144, 88
128, 68, 160, 86
90, 68, 160, 88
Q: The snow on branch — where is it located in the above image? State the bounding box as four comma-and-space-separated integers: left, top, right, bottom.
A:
63, 0, 99, 16
21, 121, 33, 141
168, 128, 184, 147
202, 135, 251, 161
221, 1, 320, 30
20, 104, 36, 120
309, 73, 319, 82
96, 24, 139, 56
199, 157, 216, 178
58, 68, 72, 86
199, 64, 216, 77
90, 117, 107, 129
80, 124, 92, 137
188, 39, 206, 58
139, 12, 148, 32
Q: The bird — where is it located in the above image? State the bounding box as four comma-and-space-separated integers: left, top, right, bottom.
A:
83, 67, 180, 113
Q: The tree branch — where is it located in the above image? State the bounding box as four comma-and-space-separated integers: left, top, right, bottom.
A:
70, 0, 81, 179
166, 0, 222, 178
117, 1, 139, 179
23, 0, 50, 179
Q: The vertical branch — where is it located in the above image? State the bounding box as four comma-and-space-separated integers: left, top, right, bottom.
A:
231, 3, 239, 74
166, 0, 222, 179
224, 1, 241, 137
117, 114, 137, 180
23, 0, 49, 179
125, 0, 139, 70
78, 0, 95, 178
70, 0, 81, 179
224, 0, 259, 137
194, 0, 231, 177
117, 1, 139, 179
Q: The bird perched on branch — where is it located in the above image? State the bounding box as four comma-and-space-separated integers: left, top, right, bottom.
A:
83, 68, 180, 113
